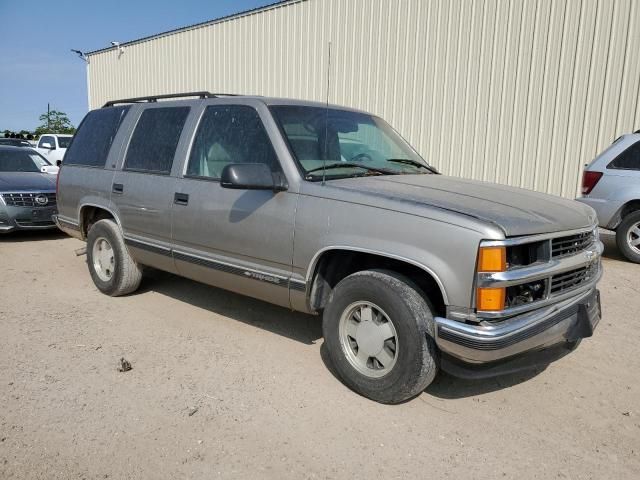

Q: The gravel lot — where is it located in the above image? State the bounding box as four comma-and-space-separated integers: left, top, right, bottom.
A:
1, 230, 638, 479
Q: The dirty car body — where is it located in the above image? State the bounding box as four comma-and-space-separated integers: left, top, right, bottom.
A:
54, 94, 602, 403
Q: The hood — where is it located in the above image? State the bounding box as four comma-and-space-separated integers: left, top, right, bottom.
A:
329, 174, 596, 237
0, 172, 57, 192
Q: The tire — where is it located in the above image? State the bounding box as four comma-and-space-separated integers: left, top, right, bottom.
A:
615, 210, 640, 263
322, 269, 438, 404
86, 219, 143, 296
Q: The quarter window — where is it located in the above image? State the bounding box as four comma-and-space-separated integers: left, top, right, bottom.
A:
186, 105, 278, 179
125, 107, 190, 174
64, 106, 130, 167
608, 141, 640, 170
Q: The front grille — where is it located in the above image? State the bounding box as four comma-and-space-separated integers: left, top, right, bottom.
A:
550, 265, 596, 295
552, 231, 594, 258
1, 192, 56, 207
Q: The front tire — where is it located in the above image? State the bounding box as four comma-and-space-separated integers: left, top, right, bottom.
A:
86, 219, 143, 296
616, 211, 640, 263
322, 270, 438, 404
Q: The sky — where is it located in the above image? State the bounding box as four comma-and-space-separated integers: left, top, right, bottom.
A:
0, 0, 274, 132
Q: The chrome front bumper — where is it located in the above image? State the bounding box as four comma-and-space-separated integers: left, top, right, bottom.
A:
435, 286, 601, 364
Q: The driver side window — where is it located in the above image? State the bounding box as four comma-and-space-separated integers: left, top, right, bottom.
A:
186, 105, 279, 179
39, 135, 55, 149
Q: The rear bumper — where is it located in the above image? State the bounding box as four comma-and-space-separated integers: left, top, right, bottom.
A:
434, 287, 601, 365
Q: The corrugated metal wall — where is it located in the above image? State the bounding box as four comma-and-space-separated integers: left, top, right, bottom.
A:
87, 0, 640, 198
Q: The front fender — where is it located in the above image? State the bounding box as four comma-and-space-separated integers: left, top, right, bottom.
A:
292, 196, 488, 310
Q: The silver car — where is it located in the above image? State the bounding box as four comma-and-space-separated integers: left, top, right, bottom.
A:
54, 92, 603, 404
0, 146, 58, 233
577, 131, 640, 263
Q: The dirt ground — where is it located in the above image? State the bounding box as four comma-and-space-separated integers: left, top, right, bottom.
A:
0, 229, 638, 480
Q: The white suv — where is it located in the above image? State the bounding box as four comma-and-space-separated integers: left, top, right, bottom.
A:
35, 134, 73, 166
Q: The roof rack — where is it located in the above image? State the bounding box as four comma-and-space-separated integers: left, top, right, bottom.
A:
102, 91, 239, 107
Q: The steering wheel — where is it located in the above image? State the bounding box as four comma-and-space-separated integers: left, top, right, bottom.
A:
349, 152, 373, 162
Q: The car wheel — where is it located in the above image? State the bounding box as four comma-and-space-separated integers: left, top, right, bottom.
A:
86, 219, 143, 296
322, 269, 438, 404
616, 210, 640, 263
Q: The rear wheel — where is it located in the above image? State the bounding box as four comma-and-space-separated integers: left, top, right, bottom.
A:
616, 210, 640, 263
86, 219, 143, 296
322, 269, 438, 404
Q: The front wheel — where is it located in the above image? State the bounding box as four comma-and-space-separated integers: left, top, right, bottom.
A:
86, 219, 143, 296
322, 270, 438, 404
616, 211, 640, 263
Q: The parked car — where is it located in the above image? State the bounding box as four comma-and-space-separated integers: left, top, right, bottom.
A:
54, 92, 603, 404
577, 131, 640, 263
0, 146, 58, 232
0, 138, 32, 147
35, 133, 73, 166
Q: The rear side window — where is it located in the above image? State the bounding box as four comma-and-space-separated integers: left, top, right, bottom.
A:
186, 105, 278, 179
608, 141, 640, 170
124, 107, 190, 174
64, 106, 130, 167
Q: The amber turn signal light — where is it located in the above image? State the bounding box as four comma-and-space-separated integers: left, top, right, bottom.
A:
477, 246, 506, 272
476, 287, 506, 311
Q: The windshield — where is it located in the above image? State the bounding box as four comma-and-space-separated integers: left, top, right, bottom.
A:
58, 136, 72, 148
0, 149, 51, 172
270, 106, 434, 180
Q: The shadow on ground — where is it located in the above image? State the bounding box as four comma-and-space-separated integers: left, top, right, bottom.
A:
319, 341, 548, 401
425, 367, 546, 399
599, 229, 626, 261
143, 268, 323, 346
0, 229, 66, 243
141, 267, 555, 400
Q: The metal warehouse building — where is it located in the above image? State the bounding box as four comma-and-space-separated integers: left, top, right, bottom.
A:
85, 0, 640, 198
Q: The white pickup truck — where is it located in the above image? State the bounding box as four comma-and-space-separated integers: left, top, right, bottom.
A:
35, 134, 73, 166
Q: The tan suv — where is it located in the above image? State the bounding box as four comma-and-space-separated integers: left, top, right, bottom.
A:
55, 92, 603, 403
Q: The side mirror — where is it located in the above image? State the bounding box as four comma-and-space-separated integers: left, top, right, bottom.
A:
56, 160, 62, 167
41, 142, 53, 150
220, 163, 287, 192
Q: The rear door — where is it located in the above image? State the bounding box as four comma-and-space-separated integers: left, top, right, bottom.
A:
111, 104, 195, 273
171, 102, 296, 307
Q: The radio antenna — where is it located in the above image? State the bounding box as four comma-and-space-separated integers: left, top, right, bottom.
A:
322, 41, 332, 186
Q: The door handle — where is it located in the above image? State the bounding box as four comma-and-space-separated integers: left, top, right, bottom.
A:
112, 183, 124, 194
174, 192, 189, 206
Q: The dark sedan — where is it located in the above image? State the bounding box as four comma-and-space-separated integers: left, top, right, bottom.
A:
0, 138, 33, 147
0, 146, 58, 233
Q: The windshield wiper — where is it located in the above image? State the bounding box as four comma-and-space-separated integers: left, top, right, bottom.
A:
305, 162, 398, 176
386, 158, 439, 174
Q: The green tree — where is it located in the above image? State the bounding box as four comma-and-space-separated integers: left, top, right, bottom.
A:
35, 110, 75, 135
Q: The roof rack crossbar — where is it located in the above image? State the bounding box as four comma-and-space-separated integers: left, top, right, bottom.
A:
102, 91, 240, 107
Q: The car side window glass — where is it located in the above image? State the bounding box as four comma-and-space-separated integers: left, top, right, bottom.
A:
186, 105, 278, 179
64, 106, 130, 167
124, 107, 190, 174
608, 141, 640, 170
39, 136, 52, 148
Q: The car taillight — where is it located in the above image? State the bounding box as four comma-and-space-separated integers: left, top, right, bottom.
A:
581, 171, 602, 195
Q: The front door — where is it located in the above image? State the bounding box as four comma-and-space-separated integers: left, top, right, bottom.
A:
171, 104, 296, 307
